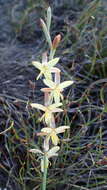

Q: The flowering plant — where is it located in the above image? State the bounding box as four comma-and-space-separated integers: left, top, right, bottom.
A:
29, 7, 74, 190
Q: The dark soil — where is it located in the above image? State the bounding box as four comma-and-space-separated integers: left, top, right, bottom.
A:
0, 1, 46, 189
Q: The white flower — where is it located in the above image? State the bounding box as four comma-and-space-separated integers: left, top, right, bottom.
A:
29, 146, 60, 172
43, 79, 74, 103
32, 58, 59, 80
41, 126, 70, 145
30, 103, 63, 125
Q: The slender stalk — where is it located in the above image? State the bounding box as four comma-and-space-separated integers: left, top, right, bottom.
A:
42, 90, 49, 190
55, 70, 61, 85
42, 155, 48, 190
44, 91, 50, 106
49, 48, 56, 60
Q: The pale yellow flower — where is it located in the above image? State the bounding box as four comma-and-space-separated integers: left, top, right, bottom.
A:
43, 79, 74, 103
30, 103, 63, 124
41, 126, 70, 145
32, 57, 59, 80
29, 146, 60, 172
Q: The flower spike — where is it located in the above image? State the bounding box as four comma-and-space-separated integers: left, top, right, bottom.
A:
29, 7, 73, 189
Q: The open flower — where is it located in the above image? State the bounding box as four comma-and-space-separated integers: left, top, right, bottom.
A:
43, 79, 74, 103
40, 126, 70, 145
29, 146, 60, 172
32, 57, 59, 80
30, 103, 63, 125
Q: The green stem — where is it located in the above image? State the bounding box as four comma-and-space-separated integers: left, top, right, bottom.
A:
49, 48, 56, 60
42, 155, 48, 190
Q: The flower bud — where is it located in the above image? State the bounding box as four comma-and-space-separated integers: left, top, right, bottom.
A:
52, 34, 61, 49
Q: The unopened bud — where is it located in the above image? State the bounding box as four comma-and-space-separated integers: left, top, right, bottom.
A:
52, 34, 61, 49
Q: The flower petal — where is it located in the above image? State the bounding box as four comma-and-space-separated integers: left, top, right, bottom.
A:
36, 72, 43, 80
43, 79, 55, 88
53, 91, 61, 104
51, 133, 59, 146
51, 67, 60, 73
44, 72, 52, 80
45, 110, 52, 117
30, 103, 45, 111
32, 61, 42, 70
29, 149, 43, 154
39, 114, 45, 122
52, 108, 63, 113
55, 126, 70, 134
41, 127, 52, 133
47, 146, 60, 158
48, 58, 60, 67
59, 81, 74, 90
49, 103, 62, 110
